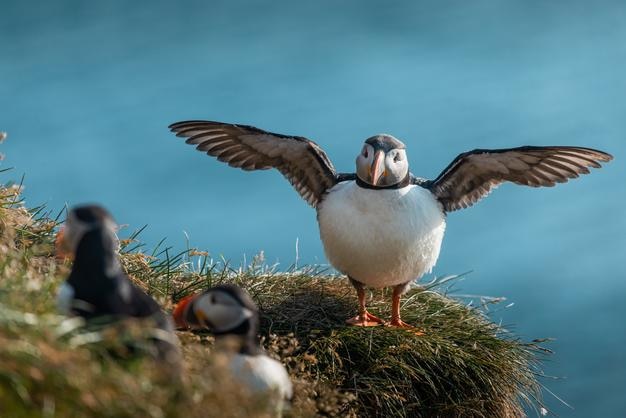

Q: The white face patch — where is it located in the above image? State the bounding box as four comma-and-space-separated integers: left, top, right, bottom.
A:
356, 144, 409, 186
193, 291, 254, 332
384, 149, 409, 184
356, 143, 376, 182
63, 212, 92, 253
63, 211, 120, 255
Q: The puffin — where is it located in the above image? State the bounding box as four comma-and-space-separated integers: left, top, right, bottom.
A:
55, 204, 181, 366
173, 284, 293, 413
169, 120, 612, 328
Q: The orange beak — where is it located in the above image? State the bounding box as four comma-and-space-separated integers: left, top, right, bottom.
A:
172, 294, 197, 329
55, 227, 73, 260
369, 150, 385, 185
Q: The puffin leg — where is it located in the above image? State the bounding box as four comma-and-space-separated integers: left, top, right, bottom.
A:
388, 283, 424, 334
346, 278, 384, 327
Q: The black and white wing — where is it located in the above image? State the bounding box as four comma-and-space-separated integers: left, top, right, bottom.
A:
425, 146, 613, 212
169, 121, 339, 207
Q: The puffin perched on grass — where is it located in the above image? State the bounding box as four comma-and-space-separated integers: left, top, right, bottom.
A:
174, 284, 293, 413
169, 120, 612, 328
56, 205, 180, 367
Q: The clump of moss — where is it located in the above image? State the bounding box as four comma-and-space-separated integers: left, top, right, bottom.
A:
0, 177, 548, 418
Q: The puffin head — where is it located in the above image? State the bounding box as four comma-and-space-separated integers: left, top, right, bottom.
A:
56, 205, 118, 259
356, 134, 409, 187
173, 285, 259, 337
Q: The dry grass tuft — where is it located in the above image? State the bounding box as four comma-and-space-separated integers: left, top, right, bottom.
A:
170, 271, 547, 418
0, 178, 548, 417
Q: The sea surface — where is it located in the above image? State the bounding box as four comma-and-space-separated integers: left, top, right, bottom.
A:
1, 1, 625, 416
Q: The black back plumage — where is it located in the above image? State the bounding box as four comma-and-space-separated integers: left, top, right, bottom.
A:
67, 227, 160, 322
63, 206, 179, 366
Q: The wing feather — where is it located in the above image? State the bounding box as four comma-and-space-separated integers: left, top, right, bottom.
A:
427, 146, 612, 212
169, 121, 338, 207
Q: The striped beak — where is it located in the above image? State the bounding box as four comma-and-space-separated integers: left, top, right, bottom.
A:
369, 150, 385, 185
172, 294, 197, 329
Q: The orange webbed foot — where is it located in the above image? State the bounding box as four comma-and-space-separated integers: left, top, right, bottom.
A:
346, 311, 385, 327
387, 318, 425, 335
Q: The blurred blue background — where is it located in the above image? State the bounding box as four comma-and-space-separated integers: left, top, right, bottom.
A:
1, 1, 625, 415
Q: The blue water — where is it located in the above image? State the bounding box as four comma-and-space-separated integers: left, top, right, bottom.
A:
2, 1, 625, 415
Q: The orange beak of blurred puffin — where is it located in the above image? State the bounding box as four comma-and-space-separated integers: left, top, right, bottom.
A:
173, 294, 197, 329
55, 226, 73, 260
370, 150, 385, 185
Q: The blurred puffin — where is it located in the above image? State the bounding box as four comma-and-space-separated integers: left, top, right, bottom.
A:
56, 205, 180, 366
173, 285, 292, 411
169, 120, 612, 328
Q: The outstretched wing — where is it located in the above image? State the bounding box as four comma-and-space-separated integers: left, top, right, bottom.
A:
169, 121, 338, 207
426, 146, 613, 212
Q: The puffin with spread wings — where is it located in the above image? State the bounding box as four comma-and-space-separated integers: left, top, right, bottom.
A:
169, 120, 612, 329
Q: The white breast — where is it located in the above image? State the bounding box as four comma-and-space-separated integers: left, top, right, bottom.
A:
56, 282, 75, 315
317, 181, 446, 288
229, 354, 293, 412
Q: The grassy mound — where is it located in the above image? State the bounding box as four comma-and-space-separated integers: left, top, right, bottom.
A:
0, 180, 548, 417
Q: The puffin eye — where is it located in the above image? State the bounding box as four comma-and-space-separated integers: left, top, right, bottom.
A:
362, 147, 369, 158
393, 152, 403, 162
